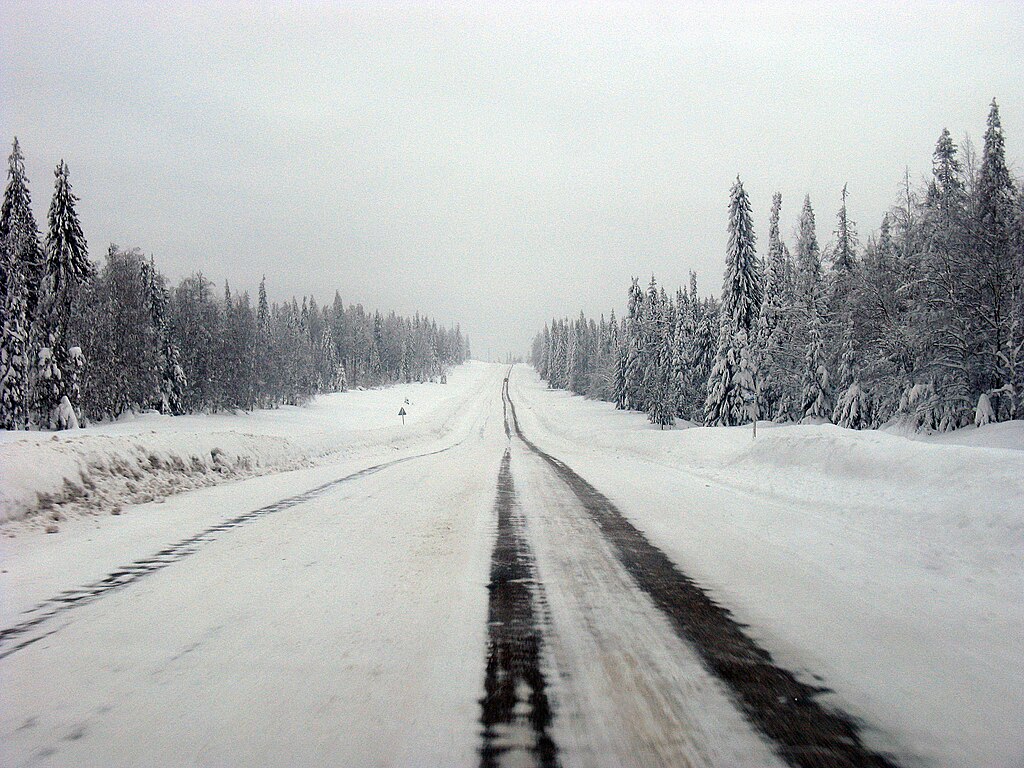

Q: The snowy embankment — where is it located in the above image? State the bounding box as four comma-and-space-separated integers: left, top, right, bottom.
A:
0, 362, 493, 527
508, 366, 1024, 768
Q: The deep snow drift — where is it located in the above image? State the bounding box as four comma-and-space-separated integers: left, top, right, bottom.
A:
508, 366, 1024, 768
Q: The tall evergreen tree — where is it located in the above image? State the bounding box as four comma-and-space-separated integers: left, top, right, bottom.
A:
800, 307, 832, 422
832, 317, 870, 429
40, 161, 91, 336
918, 128, 975, 427
0, 138, 45, 317
795, 194, 822, 305
721, 177, 762, 335
705, 316, 743, 426
36, 161, 91, 428
828, 184, 859, 310
757, 193, 787, 418
623, 277, 644, 410
0, 238, 29, 429
974, 99, 1019, 417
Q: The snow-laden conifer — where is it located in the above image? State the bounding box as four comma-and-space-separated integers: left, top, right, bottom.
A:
1, 138, 45, 317
41, 161, 90, 335
832, 319, 870, 429
721, 177, 761, 335
795, 194, 822, 305
0, 256, 29, 429
800, 307, 832, 422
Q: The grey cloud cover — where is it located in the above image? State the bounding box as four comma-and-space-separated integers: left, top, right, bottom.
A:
2, 1, 1022, 357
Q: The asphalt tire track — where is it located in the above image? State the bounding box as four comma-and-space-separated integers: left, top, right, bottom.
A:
0, 443, 459, 661
503, 368, 899, 768
478, 377, 559, 768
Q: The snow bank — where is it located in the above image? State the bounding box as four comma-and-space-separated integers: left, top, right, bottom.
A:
0, 362, 493, 526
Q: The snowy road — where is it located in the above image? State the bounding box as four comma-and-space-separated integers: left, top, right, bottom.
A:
0, 363, 981, 767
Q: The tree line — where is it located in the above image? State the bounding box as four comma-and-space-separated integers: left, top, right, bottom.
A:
532, 100, 1023, 432
0, 139, 469, 430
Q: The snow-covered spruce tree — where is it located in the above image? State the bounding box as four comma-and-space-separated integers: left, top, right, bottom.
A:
855, 214, 906, 426
41, 161, 91, 333
623, 277, 645, 410
918, 128, 974, 428
647, 289, 676, 428
688, 298, 719, 419
637, 275, 661, 411
758, 194, 785, 342
722, 177, 762, 336
538, 323, 551, 381
734, 328, 759, 427
704, 316, 743, 426
552, 319, 568, 390
161, 341, 187, 416
1014, 187, 1024, 416
648, 372, 676, 428
220, 284, 258, 409
1, 141, 43, 430
76, 246, 159, 420
36, 160, 91, 428
585, 315, 601, 396
589, 312, 617, 401
1, 138, 45, 319
141, 256, 167, 408
706, 178, 761, 427
671, 287, 691, 419
317, 315, 340, 393
800, 306, 832, 422
255, 276, 272, 407
614, 342, 628, 409
832, 318, 870, 429
706, 321, 759, 428
565, 320, 579, 393
792, 194, 831, 421
64, 345, 85, 427
142, 255, 188, 415
973, 99, 1019, 420
828, 185, 859, 311
795, 194, 822, 306
756, 193, 787, 419
0, 242, 29, 430
171, 273, 222, 411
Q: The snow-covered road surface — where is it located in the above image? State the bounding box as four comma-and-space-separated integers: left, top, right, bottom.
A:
2, 362, 1020, 767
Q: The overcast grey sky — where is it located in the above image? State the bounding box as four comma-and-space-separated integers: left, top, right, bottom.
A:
2, 1, 1022, 358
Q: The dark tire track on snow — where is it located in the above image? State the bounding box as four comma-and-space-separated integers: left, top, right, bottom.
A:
477, 377, 558, 768
504, 368, 899, 768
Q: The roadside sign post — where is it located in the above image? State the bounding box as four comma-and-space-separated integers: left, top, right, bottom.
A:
398, 406, 407, 425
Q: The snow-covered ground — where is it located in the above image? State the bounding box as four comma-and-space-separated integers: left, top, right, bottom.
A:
508, 366, 1024, 768
0, 362, 494, 526
2, 361, 1022, 767
0, 362, 498, 616
1, 363, 507, 768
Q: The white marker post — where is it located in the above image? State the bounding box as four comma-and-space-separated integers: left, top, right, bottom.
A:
398, 406, 407, 425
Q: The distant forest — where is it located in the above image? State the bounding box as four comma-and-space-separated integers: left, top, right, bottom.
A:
0, 140, 469, 430
533, 101, 1023, 432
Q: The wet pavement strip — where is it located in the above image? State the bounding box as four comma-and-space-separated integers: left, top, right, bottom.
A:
0, 443, 459, 661
503, 371, 899, 768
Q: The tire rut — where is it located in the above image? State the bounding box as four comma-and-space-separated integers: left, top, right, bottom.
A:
504, 368, 899, 768
477, 376, 559, 767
